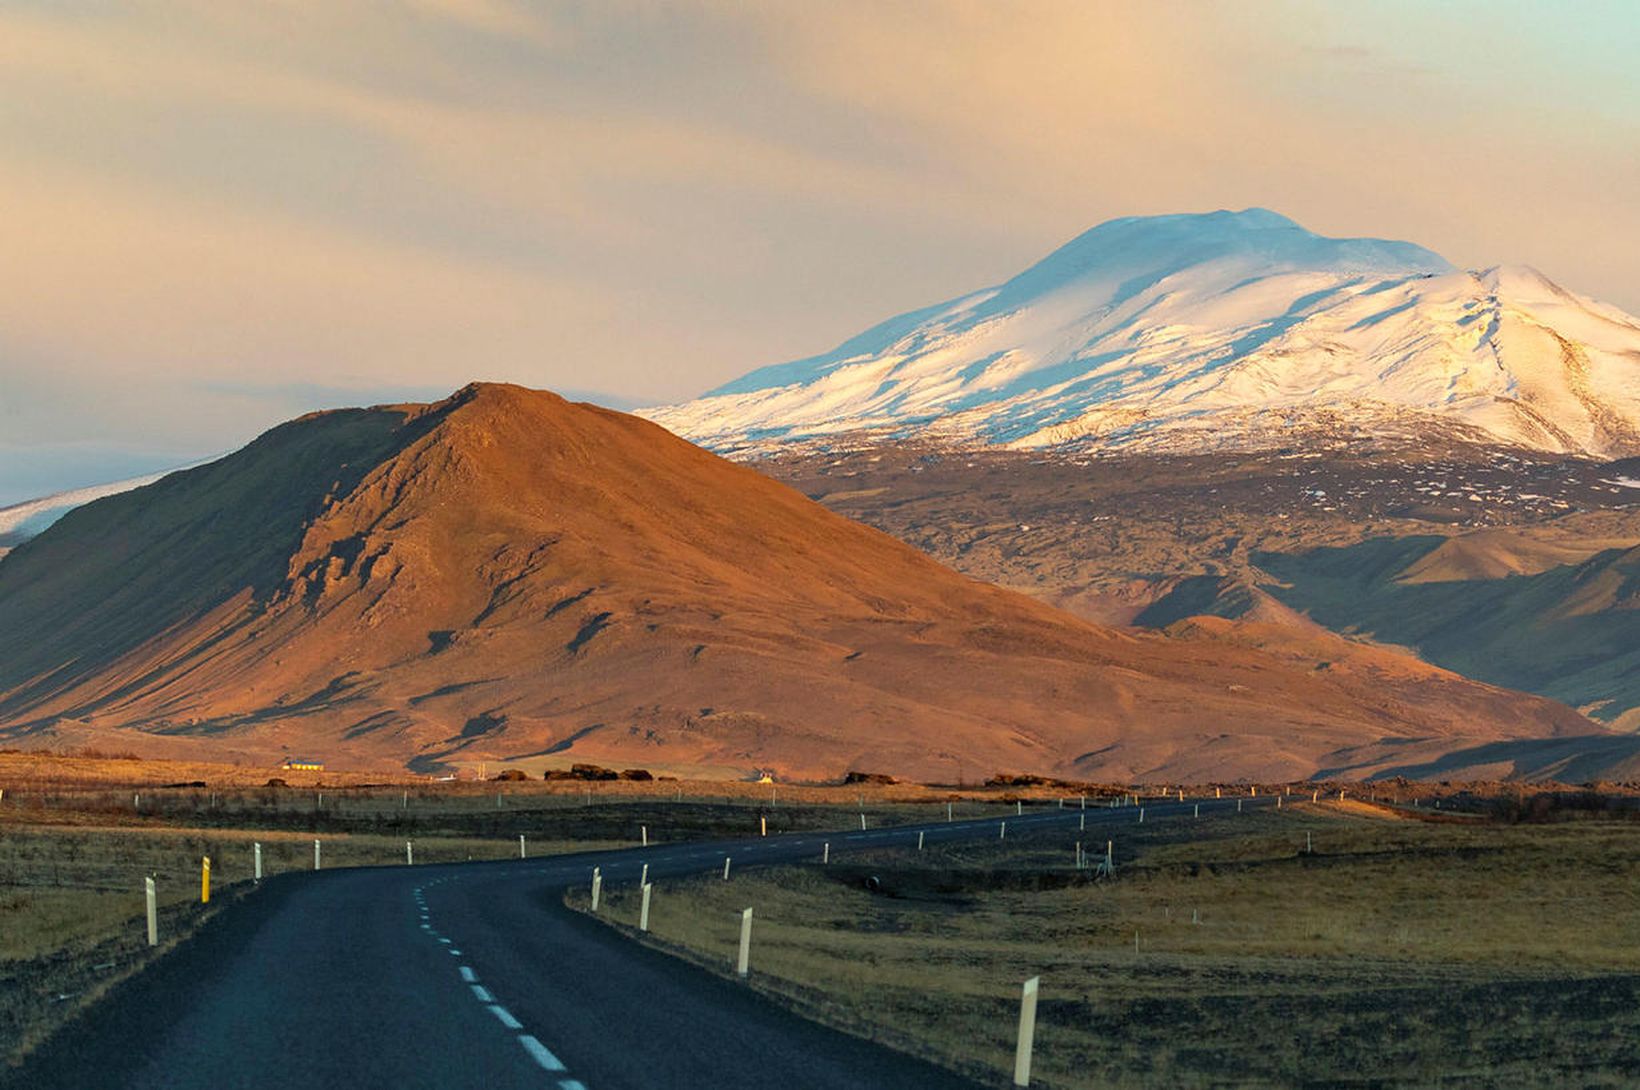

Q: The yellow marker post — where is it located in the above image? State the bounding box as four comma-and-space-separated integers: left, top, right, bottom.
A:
201, 856, 211, 904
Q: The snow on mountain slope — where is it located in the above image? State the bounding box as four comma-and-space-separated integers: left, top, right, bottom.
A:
643, 209, 1640, 456
0, 469, 192, 547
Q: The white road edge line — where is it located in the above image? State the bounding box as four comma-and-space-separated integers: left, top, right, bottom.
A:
470, 984, 494, 1003
459, 966, 477, 983
559, 1081, 588, 1090
518, 1035, 567, 1072
488, 1004, 523, 1030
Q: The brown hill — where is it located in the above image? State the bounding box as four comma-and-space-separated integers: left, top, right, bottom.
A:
0, 384, 1601, 781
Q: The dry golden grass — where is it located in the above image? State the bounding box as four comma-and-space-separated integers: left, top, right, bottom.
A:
0, 751, 405, 789
0, 748, 1148, 809
576, 805, 1640, 1088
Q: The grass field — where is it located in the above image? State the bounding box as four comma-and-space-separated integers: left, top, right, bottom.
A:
576, 802, 1640, 1088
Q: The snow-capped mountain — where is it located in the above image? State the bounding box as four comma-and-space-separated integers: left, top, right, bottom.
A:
643, 209, 1640, 457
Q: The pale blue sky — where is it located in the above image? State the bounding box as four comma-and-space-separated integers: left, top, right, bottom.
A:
1, 1, 1636, 502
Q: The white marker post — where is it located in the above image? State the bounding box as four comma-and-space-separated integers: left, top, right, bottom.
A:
641, 825, 649, 847
1016, 800, 1023, 816
591, 870, 602, 912
314, 839, 322, 870
145, 877, 158, 946
1079, 813, 1086, 831
254, 842, 263, 881
723, 857, 731, 880
1237, 799, 1243, 813
640, 862, 649, 886
1139, 807, 1145, 824
859, 813, 866, 831
737, 907, 753, 978
1000, 821, 1006, 840
519, 834, 527, 859
1080, 795, 1086, 810
1013, 976, 1040, 1087
639, 883, 652, 932
822, 842, 829, 864
917, 831, 924, 851
406, 840, 414, 866
1194, 803, 1200, 818
947, 802, 953, 822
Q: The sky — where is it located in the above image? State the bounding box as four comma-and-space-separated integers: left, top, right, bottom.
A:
1, 0, 1637, 503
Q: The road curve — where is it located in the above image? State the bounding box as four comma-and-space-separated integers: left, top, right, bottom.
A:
8, 797, 1274, 1089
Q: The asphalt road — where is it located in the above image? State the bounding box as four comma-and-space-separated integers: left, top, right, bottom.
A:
9, 796, 1275, 1089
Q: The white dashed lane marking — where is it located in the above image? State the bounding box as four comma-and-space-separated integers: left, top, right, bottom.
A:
488, 1004, 523, 1030
418, 885, 586, 1085
519, 1036, 567, 1072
